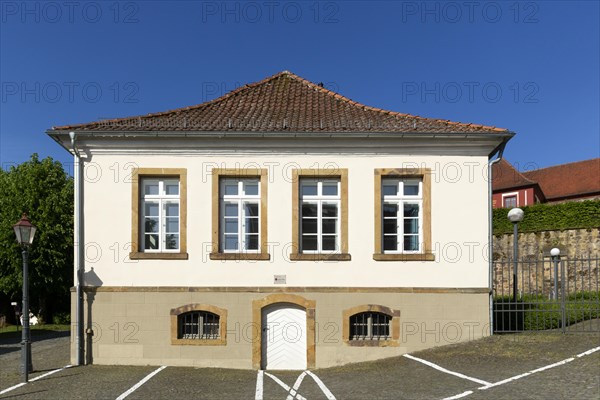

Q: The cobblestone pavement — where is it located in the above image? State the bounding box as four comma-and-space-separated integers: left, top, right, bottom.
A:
1, 330, 598, 399
0, 330, 70, 390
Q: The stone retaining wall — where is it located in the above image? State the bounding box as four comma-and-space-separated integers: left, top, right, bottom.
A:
492, 228, 600, 296
493, 228, 600, 261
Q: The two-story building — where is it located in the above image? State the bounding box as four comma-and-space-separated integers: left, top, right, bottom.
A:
48, 71, 513, 370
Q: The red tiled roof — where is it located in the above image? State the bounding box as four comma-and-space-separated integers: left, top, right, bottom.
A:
522, 158, 600, 200
492, 159, 537, 191
52, 71, 508, 134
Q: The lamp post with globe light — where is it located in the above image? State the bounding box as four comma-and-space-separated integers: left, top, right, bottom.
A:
551, 248, 561, 300
507, 208, 524, 301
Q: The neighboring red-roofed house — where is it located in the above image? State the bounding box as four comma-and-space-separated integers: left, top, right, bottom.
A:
492, 159, 544, 208
492, 158, 599, 208
522, 158, 600, 203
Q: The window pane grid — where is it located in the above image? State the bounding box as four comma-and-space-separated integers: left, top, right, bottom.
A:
503, 195, 517, 208
141, 179, 180, 252
300, 180, 340, 253
350, 312, 391, 340
220, 179, 261, 253
381, 178, 422, 254
179, 311, 220, 340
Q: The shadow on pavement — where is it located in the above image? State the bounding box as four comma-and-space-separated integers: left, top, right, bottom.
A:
0, 330, 70, 355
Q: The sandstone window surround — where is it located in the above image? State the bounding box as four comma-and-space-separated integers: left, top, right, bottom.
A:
130, 168, 188, 260
373, 168, 434, 261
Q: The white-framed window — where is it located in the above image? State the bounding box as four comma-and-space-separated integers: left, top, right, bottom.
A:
381, 178, 422, 253
220, 179, 260, 252
141, 178, 180, 252
503, 193, 518, 208
300, 179, 340, 253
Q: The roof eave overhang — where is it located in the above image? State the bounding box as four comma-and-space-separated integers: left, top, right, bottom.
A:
48, 129, 515, 153
492, 182, 538, 193
48, 129, 514, 138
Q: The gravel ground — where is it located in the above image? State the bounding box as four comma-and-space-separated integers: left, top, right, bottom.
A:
130, 367, 257, 399
1, 329, 599, 399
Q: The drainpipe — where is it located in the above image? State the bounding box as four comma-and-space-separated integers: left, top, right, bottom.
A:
70, 131, 85, 365
487, 140, 507, 336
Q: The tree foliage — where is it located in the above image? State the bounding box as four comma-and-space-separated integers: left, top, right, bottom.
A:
0, 154, 73, 322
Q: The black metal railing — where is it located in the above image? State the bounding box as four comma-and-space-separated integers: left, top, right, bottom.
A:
493, 255, 600, 333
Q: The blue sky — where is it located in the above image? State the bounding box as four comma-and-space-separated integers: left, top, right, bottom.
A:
1, 0, 598, 172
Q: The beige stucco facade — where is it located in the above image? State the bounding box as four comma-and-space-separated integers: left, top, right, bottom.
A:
64, 135, 500, 368
80, 151, 492, 288
73, 288, 490, 368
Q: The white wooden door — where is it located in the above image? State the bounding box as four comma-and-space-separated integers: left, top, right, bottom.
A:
261, 303, 307, 370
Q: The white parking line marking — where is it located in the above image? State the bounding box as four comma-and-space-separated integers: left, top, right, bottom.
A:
287, 371, 307, 400
441, 344, 600, 399
30, 364, 73, 382
403, 354, 491, 386
0, 383, 26, 395
305, 371, 336, 400
0, 364, 72, 396
442, 390, 474, 400
576, 345, 600, 358
264, 372, 306, 400
115, 366, 166, 400
257, 370, 336, 400
255, 370, 264, 400
479, 357, 575, 390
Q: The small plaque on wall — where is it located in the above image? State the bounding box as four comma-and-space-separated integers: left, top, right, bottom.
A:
274, 275, 286, 284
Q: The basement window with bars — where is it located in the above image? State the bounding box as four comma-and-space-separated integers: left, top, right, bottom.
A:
349, 312, 391, 341
178, 311, 220, 340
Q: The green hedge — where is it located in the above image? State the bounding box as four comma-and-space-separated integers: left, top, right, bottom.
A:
493, 200, 600, 235
522, 295, 600, 331
494, 292, 600, 331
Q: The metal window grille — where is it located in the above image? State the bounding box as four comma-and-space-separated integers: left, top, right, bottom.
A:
179, 311, 220, 339
350, 312, 391, 340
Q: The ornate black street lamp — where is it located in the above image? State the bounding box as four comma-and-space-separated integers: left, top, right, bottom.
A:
13, 213, 37, 382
